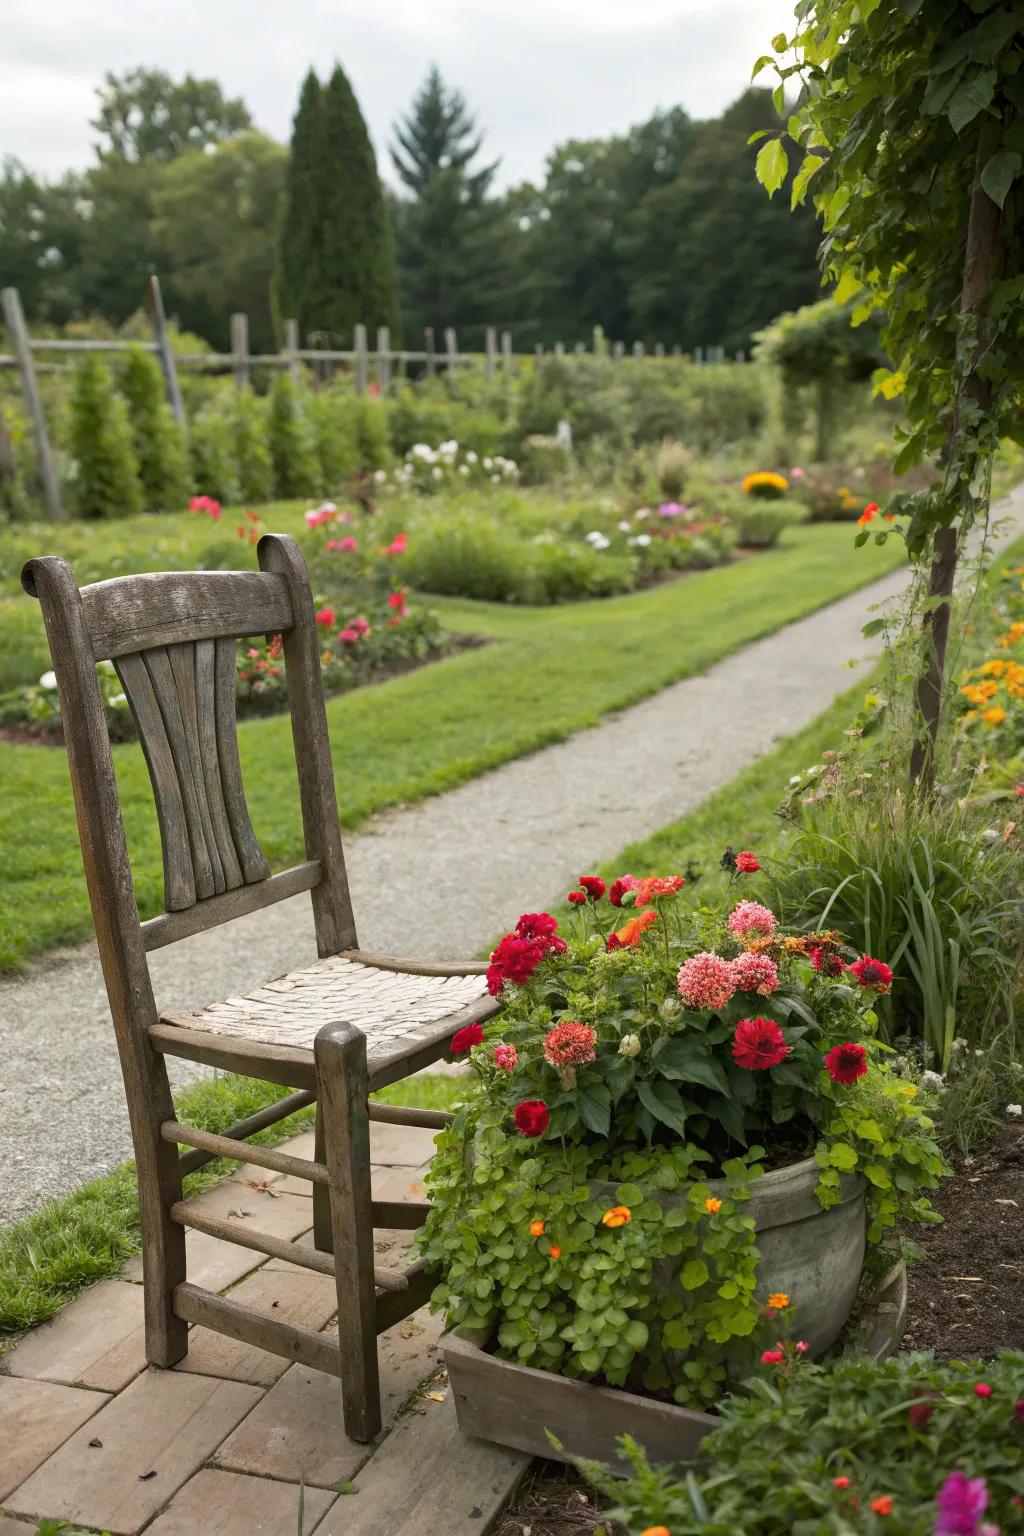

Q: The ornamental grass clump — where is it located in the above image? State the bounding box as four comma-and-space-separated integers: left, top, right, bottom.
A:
420, 871, 945, 1406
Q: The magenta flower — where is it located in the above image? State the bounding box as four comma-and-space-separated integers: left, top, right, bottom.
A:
934, 1470, 990, 1535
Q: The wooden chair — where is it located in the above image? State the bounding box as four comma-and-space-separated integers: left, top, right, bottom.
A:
23, 534, 499, 1442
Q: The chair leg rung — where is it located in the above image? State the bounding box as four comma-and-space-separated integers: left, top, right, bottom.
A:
173, 1281, 342, 1377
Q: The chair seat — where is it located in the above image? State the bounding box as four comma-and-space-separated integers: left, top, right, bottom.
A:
158, 950, 498, 1084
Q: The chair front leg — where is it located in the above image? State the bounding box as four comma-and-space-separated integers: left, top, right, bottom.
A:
314, 1022, 382, 1443
312, 1104, 333, 1253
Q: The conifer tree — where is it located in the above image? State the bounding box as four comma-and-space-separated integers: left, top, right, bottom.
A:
70, 356, 143, 518
268, 372, 319, 497
121, 346, 192, 511
274, 64, 398, 341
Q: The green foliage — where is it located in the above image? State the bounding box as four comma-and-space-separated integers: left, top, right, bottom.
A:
268, 372, 319, 498
709, 491, 806, 549
120, 346, 192, 511
309, 386, 360, 493
655, 439, 690, 500
68, 355, 142, 518
422, 894, 943, 1402
275, 66, 398, 340
91, 66, 251, 163
230, 388, 273, 504
585, 1352, 1024, 1535
189, 396, 240, 506
354, 397, 391, 471
772, 780, 1023, 1067
754, 300, 889, 461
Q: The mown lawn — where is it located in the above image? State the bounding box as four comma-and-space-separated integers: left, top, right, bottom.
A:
0, 522, 902, 969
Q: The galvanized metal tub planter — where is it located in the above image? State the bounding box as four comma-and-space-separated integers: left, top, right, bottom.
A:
443, 1156, 906, 1473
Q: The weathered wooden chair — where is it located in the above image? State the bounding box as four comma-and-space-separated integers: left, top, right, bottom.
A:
23, 535, 499, 1442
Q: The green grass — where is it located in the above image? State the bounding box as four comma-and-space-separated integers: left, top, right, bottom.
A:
0, 1071, 463, 1341
0, 521, 902, 970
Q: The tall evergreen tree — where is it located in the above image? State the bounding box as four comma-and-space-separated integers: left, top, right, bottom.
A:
389, 67, 506, 342
275, 65, 398, 342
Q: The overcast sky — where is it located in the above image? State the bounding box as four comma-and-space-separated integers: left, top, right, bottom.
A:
3, 0, 794, 189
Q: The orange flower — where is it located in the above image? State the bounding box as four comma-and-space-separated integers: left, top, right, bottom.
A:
640, 1528, 671, 1536
981, 706, 1007, 725
601, 1205, 632, 1228
548, 1244, 561, 1259
767, 1292, 790, 1310
614, 910, 659, 947
870, 1496, 893, 1517
632, 875, 686, 907
704, 1196, 723, 1214
857, 504, 878, 525
529, 1220, 545, 1237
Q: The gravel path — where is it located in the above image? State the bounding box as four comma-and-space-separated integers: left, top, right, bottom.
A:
2, 494, 1021, 1221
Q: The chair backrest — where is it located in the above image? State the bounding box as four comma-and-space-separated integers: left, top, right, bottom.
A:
22, 535, 357, 1008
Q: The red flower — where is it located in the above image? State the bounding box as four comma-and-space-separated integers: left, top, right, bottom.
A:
516, 913, 561, 945
568, 890, 587, 906
811, 946, 845, 978
870, 1496, 892, 1517
450, 1023, 484, 1055
833, 1477, 851, 1491
847, 955, 893, 993
605, 933, 622, 951
732, 1017, 790, 1071
735, 851, 760, 873
761, 1349, 784, 1364
315, 607, 336, 627
514, 1100, 550, 1137
387, 533, 407, 555
608, 876, 637, 907
1014, 1399, 1024, 1421
578, 875, 606, 901
974, 1382, 992, 1398
485, 934, 546, 996
824, 1042, 868, 1085
387, 588, 408, 609
908, 1399, 934, 1430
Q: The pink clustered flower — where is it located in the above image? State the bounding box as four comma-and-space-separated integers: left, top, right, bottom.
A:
934, 1470, 992, 1536
338, 614, 372, 645
677, 951, 736, 1010
327, 535, 359, 552
730, 952, 779, 996
190, 494, 222, 520
728, 900, 777, 943
493, 1043, 518, 1071
544, 1019, 597, 1067
305, 502, 338, 528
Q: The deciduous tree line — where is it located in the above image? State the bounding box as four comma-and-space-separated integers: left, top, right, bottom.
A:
0, 63, 822, 356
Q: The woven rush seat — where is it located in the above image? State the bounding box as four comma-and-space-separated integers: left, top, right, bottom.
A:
158, 951, 497, 1081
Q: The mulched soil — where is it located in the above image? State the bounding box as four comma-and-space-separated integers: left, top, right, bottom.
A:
902, 1122, 1024, 1358
493, 1122, 1024, 1536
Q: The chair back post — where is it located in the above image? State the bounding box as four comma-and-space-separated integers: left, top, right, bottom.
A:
21, 554, 188, 1361
257, 533, 358, 956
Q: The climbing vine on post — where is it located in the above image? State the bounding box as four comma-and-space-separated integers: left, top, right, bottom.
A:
753, 1, 1024, 787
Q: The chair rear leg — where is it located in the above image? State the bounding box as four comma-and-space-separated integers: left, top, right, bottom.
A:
134, 1050, 189, 1367
314, 1023, 382, 1443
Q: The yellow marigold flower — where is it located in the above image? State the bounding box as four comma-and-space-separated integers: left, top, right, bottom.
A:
961, 680, 998, 704
741, 470, 789, 495
981, 707, 1007, 725
704, 1196, 723, 1214
767, 1292, 790, 1310
529, 1219, 545, 1236
980, 659, 1010, 677
601, 1204, 632, 1228
837, 485, 851, 496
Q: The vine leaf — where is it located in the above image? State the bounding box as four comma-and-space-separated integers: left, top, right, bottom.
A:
790, 152, 825, 208
947, 69, 996, 133
637, 1079, 688, 1137
755, 137, 789, 198
980, 148, 1022, 208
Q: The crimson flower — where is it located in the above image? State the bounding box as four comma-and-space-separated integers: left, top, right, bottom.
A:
578, 875, 606, 901
811, 946, 845, 978
516, 912, 560, 944
450, 1023, 484, 1055
847, 955, 894, 993
974, 1382, 992, 1398
735, 851, 760, 873
608, 876, 637, 907
761, 1348, 784, 1365
485, 933, 547, 996
824, 1042, 868, 1085
908, 1399, 934, 1430
315, 606, 336, 627
568, 890, 587, 906
1014, 1400, 1024, 1422
732, 1017, 790, 1071
605, 933, 622, 951
514, 1100, 550, 1137
387, 533, 407, 555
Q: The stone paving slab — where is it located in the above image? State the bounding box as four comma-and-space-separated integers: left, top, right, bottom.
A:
144, 1468, 335, 1535
315, 1389, 529, 1536
213, 1305, 445, 1489
4, 1369, 262, 1534
0, 1376, 109, 1500
4, 1277, 146, 1392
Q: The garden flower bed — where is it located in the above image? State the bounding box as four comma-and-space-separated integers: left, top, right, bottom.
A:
419, 870, 944, 1463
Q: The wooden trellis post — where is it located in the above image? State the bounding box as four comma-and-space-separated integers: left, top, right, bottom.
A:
444, 327, 457, 373
354, 324, 369, 395
1, 286, 63, 520
230, 313, 250, 389
424, 326, 436, 378
376, 326, 391, 392
147, 276, 185, 425
485, 326, 497, 377
284, 318, 300, 381
501, 331, 512, 369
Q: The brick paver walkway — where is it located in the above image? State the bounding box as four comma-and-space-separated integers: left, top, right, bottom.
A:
0, 1122, 528, 1534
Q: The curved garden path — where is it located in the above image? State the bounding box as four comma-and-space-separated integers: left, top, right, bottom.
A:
2, 489, 1022, 1220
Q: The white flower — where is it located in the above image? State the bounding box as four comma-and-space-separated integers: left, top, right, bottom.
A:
432, 466, 443, 480
921, 1070, 944, 1091
321, 501, 337, 512
634, 507, 651, 520
628, 534, 652, 548
619, 1034, 641, 1058
410, 443, 435, 462
1007, 1103, 1022, 1117
465, 451, 478, 464
458, 464, 470, 476
584, 531, 611, 550
39, 670, 57, 690
373, 470, 387, 484
482, 457, 493, 470
108, 692, 127, 708
490, 473, 500, 483
618, 520, 631, 532
789, 774, 803, 785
